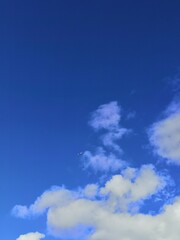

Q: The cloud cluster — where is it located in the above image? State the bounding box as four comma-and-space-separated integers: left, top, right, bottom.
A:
14, 101, 180, 240
13, 165, 168, 240
16, 232, 45, 240
149, 100, 180, 164
15, 196, 180, 240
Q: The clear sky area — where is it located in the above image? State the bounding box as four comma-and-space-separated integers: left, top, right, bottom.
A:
1, 1, 180, 239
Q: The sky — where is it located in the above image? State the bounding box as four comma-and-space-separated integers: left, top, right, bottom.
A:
0, 0, 180, 239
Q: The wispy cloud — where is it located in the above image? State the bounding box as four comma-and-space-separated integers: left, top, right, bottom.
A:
82, 147, 125, 172
82, 102, 130, 172
89, 101, 121, 131
89, 101, 129, 152
126, 111, 136, 120
16, 232, 45, 240
172, 70, 180, 92
101, 128, 128, 152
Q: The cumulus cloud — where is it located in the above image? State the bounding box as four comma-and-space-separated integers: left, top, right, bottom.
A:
48, 197, 180, 240
43, 198, 180, 240
13, 165, 168, 240
149, 100, 180, 164
101, 165, 165, 211
83, 184, 99, 199
16, 232, 45, 240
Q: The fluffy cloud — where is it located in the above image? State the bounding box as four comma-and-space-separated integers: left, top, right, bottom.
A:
88, 198, 180, 240
83, 184, 99, 199
16, 232, 45, 240
13, 165, 168, 240
149, 101, 180, 164
42, 197, 180, 240
48, 197, 180, 240
13, 187, 77, 218
100, 165, 165, 212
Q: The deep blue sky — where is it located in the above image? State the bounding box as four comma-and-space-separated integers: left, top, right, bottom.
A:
0, 1, 180, 239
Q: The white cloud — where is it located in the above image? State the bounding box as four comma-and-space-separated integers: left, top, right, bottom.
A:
149, 101, 180, 164
83, 184, 99, 199
122, 167, 137, 180
100, 165, 165, 212
82, 147, 125, 172
16, 232, 45, 240
13, 165, 169, 240
89, 198, 180, 240
46, 197, 180, 240
13, 187, 77, 218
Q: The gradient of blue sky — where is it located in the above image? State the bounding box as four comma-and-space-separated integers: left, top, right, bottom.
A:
0, 1, 180, 239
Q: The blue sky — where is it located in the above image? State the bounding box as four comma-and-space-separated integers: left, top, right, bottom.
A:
1, 1, 180, 239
